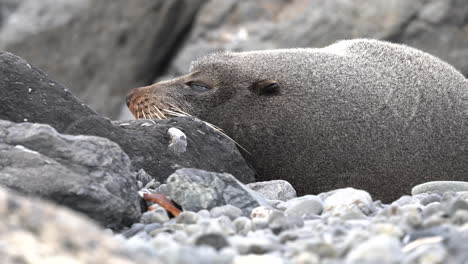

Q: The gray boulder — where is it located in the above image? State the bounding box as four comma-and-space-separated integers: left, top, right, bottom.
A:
0, 0, 205, 118
0, 186, 154, 264
247, 180, 297, 201
0, 120, 141, 229
0, 51, 255, 186
165, 0, 468, 78
167, 168, 270, 215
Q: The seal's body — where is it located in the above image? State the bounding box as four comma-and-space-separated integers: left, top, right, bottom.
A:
127, 39, 468, 202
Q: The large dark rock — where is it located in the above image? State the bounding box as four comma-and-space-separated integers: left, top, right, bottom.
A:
0, 186, 154, 264
0, 120, 142, 229
0, 0, 205, 118
0, 51, 254, 184
165, 0, 468, 78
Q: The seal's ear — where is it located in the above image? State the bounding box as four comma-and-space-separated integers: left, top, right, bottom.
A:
249, 80, 280, 96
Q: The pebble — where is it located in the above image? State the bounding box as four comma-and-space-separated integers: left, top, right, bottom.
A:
412, 181, 468, 195
345, 235, 402, 264
281, 195, 323, 219
210, 205, 243, 220
140, 207, 170, 224
247, 180, 297, 201
195, 233, 230, 251
323, 188, 374, 218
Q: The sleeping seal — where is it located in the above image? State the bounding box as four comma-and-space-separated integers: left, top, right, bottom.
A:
126, 39, 468, 202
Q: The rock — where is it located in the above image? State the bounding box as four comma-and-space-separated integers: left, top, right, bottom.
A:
194, 233, 230, 251
0, 0, 205, 118
322, 188, 374, 219
346, 235, 403, 264
167, 168, 269, 215
176, 211, 200, 225
233, 217, 252, 235
412, 181, 468, 195
0, 51, 255, 184
247, 180, 297, 201
140, 208, 169, 224
232, 254, 284, 264
229, 232, 280, 255
279, 195, 323, 219
122, 223, 146, 238
0, 120, 141, 229
210, 205, 243, 220
0, 186, 153, 264
165, 0, 468, 80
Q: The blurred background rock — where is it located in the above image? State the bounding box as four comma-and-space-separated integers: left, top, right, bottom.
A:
0, 0, 467, 119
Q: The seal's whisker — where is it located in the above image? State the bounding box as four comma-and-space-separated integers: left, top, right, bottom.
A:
141, 110, 148, 119
149, 109, 162, 120
153, 106, 166, 119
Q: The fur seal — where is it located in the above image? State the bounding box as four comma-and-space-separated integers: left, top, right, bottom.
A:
127, 39, 468, 202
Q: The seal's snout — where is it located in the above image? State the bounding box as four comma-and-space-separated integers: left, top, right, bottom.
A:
125, 91, 133, 107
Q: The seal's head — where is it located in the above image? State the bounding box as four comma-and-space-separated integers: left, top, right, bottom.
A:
126, 51, 283, 126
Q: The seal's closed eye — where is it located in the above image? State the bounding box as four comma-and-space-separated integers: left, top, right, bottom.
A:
186, 81, 211, 93
249, 80, 280, 96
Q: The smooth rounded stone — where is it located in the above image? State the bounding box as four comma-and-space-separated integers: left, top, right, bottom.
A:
323, 188, 374, 218
412, 181, 468, 195
140, 208, 170, 224
197, 209, 211, 218
176, 211, 200, 225
233, 254, 284, 264
194, 216, 235, 236
293, 252, 319, 264
370, 223, 404, 238
233, 217, 253, 235
403, 242, 447, 264
144, 223, 162, 233
229, 232, 280, 255
251, 206, 274, 230
210, 205, 243, 220
419, 193, 442, 206
195, 233, 230, 251
422, 202, 442, 218
345, 235, 403, 264
122, 223, 145, 238
401, 208, 423, 229
268, 210, 303, 235
154, 183, 171, 197
446, 198, 468, 216
281, 195, 323, 219
422, 214, 446, 228
451, 210, 468, 225
247, 180, 297, 201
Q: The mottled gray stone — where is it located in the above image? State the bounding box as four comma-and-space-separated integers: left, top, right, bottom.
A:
140, 208, 169, 224
210, 205, 243, 220
346, 235, 403, 264
323, 188, 374, 219
247, 180, 297, 201
0, 120, 141, 229
281, 195, 323, 219
412, 181, 468, 195
176, 211, 200, 225
195, 233, 230, 251
233, 217, 252, 235
167, 168, 270, 215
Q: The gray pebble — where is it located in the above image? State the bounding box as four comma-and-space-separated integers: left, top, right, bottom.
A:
144, 223, 162, 233
210, 205, 243, 220
412, 181, 468, 195
282, 195, 323, 219
419, 193, 442, 206
176, 211, 200, 225
233, 217, 252, 235
346, 235, 402, 264
247, 180, 297, 201
155, 183, 171, 197
323, 188, 374, 218
195, 233, 230, 251
122, 223, 145, 238
197, 209, 211, 218
140, 208, 170, 224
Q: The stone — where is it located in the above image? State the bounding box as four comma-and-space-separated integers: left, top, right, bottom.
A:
232, 254, 284, 264
167, 168, 270, 215
140, 209, 169, 224
412, 181, 468, 195
210, 205, 243, 220
194, 233, 230, 251
247, 180, 297, 201
122, 223, 146, 238
280, 195, 323, 219
323, 188, 374, 218
0, 186, 153, 264
0, 51, 255, 185
176, 211, 200, 225
0, 0, 205, 118
345, 235, 403, 264
0, 120, 141, 229
233, 217, 252, 235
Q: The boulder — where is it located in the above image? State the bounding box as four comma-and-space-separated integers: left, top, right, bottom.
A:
0, 51, 255, 185
0, 120, 141, 229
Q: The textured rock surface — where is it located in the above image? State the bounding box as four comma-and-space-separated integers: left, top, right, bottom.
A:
0, 186, 153, 264
0, 0, 205, 118
0, 120, 141, 229
0, 51, 255, 184
165, 0, 468, 79
167, 168, 269, 215
247, 180, 296, 201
